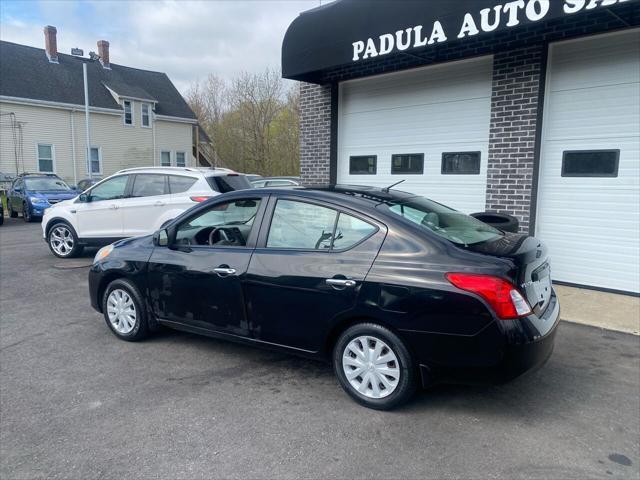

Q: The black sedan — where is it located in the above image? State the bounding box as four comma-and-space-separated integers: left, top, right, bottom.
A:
89, 186, 559, 410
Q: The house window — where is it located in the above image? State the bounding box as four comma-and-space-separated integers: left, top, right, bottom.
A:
176, 151, 186, 167
141, 103, 151, 127
561, 150, 619, 177
89, 147, 102, 174
160, 151, 171, 167
37, 144, 54, 172
441, 152, 481, 175
391, 154, 424, 174
349, 155, 377, 175
123, 100, 133, 125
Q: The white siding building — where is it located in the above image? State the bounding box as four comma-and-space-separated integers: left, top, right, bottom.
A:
0, 26, 211, 186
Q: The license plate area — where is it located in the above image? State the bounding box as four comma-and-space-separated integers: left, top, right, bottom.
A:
531, 263, 552, 311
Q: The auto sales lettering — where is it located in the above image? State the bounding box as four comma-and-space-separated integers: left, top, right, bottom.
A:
352, 0, 633, 61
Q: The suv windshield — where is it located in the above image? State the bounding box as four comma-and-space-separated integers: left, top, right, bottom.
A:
24, 177, 71, 192
383, 196, 503, 246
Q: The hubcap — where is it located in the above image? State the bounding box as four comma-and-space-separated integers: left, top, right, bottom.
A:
50, 226, 74, 256
106, 289, 137, 334
342, 335, 400, 399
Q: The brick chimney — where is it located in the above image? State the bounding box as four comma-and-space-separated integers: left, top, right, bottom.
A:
43, 25, 58, 63
97, 40, 110, 69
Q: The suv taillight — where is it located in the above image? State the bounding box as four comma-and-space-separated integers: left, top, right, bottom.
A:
445, 273, 532, 320
190, 196, 211, 203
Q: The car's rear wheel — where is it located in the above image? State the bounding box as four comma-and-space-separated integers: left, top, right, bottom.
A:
333, 323, 417, 410
102, 279, 149, 342
47, 222, 83, 258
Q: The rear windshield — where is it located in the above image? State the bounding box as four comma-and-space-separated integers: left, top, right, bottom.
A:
24, 177, 71, 192
382, 197, 503, 246
206, 175, 252, 193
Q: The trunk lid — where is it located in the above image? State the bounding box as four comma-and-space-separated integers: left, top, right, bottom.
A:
468, 233, 553, 315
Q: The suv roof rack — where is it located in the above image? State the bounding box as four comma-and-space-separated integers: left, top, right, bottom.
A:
115, 166, 201, 174
16, 172, 59, 177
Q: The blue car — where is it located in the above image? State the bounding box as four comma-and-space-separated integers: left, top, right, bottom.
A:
7, 174, 77, 222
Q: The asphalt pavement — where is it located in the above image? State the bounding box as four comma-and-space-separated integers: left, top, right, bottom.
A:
1, 217, 639, 479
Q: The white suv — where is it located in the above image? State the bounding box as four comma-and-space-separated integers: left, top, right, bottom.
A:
42, 167, 252, 258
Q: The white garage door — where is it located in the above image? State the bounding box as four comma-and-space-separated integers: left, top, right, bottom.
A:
536, 30, 640, 293
337, 56, 492, 213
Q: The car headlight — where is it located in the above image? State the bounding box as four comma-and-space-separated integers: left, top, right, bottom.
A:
94, 245, 114, 264
30, 197, 48, 204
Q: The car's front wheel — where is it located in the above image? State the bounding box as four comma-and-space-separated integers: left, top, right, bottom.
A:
102, 279, 149, 342
22, 203, 33, 222
333, 323, 417, 410
47, 222, 83, 258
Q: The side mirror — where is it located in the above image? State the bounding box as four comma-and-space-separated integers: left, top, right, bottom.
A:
79, 193, 91, 203
154, 229, 169, 247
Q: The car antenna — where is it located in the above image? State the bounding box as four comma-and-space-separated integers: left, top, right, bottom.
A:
383, 179, 405, 193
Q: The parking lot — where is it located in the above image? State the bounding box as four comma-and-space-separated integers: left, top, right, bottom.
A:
1, 218, 639, 479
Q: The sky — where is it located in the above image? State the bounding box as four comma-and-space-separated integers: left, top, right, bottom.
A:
0, 0, 324, 93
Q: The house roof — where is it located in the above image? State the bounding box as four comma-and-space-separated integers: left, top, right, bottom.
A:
0, 40, 196, 119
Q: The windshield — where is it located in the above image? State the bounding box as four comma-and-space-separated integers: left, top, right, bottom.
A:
383, 197, 503, 246
24, 177, 72, 192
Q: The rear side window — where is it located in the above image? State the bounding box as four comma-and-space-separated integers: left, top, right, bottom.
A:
169, 175, 197, 194
332, 213, 377, 250
267, 200, 337, 250
391, 154, 424, 174
206, 175, 252, 193
131, 174, 167, 198
561, 150, 619, 177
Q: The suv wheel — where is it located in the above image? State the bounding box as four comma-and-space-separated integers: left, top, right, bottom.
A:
22, 203, 32, 222
333, 323, 417, 410
47, 222, 83, 258
102, 279, 149, 341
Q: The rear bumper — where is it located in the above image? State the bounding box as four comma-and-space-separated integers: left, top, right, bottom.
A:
407, 291, 560, 387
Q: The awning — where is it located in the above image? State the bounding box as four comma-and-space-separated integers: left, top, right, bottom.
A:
282, 0, 639, 83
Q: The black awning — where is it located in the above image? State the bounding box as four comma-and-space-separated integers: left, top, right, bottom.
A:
282, 0, 639, 83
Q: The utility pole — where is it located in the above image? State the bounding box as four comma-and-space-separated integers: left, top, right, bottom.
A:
83, 62, 92, 181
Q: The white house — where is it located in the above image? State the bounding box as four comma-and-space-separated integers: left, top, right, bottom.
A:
0, 26, 212, 186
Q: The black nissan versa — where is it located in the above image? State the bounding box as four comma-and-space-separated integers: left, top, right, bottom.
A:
89, 185, 559, 410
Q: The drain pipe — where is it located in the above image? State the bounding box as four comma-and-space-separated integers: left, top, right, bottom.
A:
70, 109, 78, 186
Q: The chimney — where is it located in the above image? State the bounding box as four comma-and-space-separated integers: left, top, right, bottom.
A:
97, 40, 110, 69
43, 25, 58, 63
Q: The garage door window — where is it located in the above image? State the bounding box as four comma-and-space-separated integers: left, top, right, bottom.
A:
561, 150, 619, 177
391, 154, 423, 174
442, 152, 481, 175
349, 155, 377, 174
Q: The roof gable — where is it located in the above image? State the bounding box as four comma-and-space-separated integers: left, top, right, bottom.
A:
0, 41, 195, 119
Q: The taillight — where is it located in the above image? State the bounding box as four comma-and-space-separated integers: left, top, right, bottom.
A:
190, 196, 211, 203
445, 273, 532, 320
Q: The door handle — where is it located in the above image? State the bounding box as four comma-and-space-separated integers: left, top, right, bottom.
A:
154, 201, 166, 206
213, 267, 237, 276
326, 278, 357, 289
109, 204, 119, 210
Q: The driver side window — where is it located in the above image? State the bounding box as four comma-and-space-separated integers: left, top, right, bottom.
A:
89, 175, 128, 202
175, 198, 261, 248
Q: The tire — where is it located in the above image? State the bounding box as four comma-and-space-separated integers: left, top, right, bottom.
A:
0, 212, 4, 226
8, 202, 17, 218
333, 323, 417, 410
470, 212, 519, 233
22, 203, 33, 222
47, 221, 84, 258
102, 278, 149, 342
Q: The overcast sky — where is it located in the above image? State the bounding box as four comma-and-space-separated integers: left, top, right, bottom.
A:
0, 0, 324, 93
